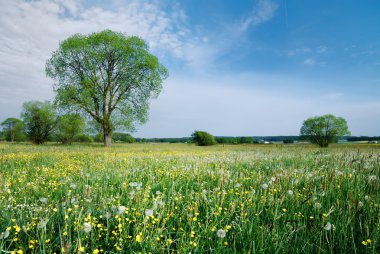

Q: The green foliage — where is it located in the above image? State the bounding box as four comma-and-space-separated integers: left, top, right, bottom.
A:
300, 114, 350, 147
76, 134, 94, 143
192, 130, 217, 146
21, 101, 57, 144
283, 139, 294, 144
46, 30, 168, 146
1, 118, 26, 142
56, 114, 85, 144
112, 132, 135, 143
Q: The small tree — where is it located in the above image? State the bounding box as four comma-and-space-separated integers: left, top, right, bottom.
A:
21, 101, 57, 144
192, 130, 217, 146
46, 30, 168, 147
300, 114, 350, 147
1, 118, 25, 142
56, 114, 85, 144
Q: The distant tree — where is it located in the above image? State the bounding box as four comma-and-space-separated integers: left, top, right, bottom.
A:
283, 139, 294, 144
56, 114, 85, 144
46, 30, 168, 147
1, 118, 25, 142
21, 101, 57, 144
300, 114, 350, 147
112, 132, 135, 143
192, 130, 217, 146
239, 136, 254, 144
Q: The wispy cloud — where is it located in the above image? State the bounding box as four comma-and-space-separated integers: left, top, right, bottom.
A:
303, 58, 316, 66
239, 0, 278, 32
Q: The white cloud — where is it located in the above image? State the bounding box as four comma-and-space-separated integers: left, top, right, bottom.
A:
240, 0, 278, 32
135, 73, 380, 137
0, 0, 192, 121
303, 58, 315, 66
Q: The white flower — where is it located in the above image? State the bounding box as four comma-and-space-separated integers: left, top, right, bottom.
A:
358, 201, 364, 208
324, 222, 332, 231
83, 222, 92, 233
70, 183, 77, 189
235, 183, 241, 188
364, 195, 369, 201
118, 206, 126, 215
261, 183, 268, 189
145, 209, 154, 217
287, 190, 293, 196
0, 230, 10, 240
104, 212, 111, 219
37, 219, 48, 229
39, 197, 47, 203
271, 177, 276, 182
216, 229, 226, 238
368, 175, 377, 183
71, 198, 77, 205
314, 202, 322, 209
129, 182, 138, 187
155, 191, 161, 195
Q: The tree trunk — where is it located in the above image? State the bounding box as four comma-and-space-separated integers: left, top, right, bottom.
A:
104, 130, 112, 147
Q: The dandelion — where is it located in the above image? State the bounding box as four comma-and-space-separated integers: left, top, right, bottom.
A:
261, 183, 268, 189
83, 222, 92, 233
118, 206, 126, 215
324, 222, 332, 231
235, 183, 241, 188
136, 232, 143, 243
368, 175, 377, 182
37, 219, 48, 229
217, 229, 226, 238
39, 197, 47, 203
93, 249, 100, 254
0, 230, 10, 240
314, 202, 322, 209
145, 209, 154, 217
78, 246, 85, 252
70, 183, 77, 189
358, 201, 363, 208
287, 190, 293, 196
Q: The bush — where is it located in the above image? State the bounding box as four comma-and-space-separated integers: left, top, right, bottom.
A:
112, 132, 135, 143
76, 134, 93, 143
191, 130, 217, 146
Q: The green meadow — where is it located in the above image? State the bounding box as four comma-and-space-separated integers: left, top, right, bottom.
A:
0, 143, 379, 253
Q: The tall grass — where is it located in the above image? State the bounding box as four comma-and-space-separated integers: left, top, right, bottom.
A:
0, 143, 379, 253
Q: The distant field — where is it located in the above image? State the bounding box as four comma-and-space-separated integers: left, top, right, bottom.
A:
0, 143, 379, 253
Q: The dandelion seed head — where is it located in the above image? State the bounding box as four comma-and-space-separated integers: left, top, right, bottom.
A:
217, 229, 226, 238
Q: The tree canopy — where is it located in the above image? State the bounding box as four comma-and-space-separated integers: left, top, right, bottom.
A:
300, 114, 350, 147
192, 130, 217, 146
1, 118, 25, 142
56, 114, 85, 144
21, 101, 56, 144
46, 30, 168, 146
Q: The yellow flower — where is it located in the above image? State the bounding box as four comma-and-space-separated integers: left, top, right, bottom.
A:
93, 249, 100, 254
17, 250, 23, 254
78, 247, 85, 252
362, 241, 368, 246
136, 233, 143, 243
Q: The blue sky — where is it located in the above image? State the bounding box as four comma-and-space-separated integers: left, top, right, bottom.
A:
0, 0, 379, 137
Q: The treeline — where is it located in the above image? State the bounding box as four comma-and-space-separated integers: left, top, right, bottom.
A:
346, 136, 380, 142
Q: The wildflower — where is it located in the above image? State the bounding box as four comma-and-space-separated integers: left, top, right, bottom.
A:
235, 183, 241, 188
37, 219, 48, 229
287, 190, 293, 196
0, 230, 10, 240
136, 233, 143, 243
358, 201, 363, 208
145, 209, 153, 217
118, 206, 126, 215
261, 183, 268, 189
93, 249, 100, 254
70, 183, 77, 189
217, 229, 226, 238
39, 197, 47, 203
314, 202, 322, 209
368, 175, 377, 183
83, 222, 92, 233
78, 246, 85, 252
324, 222, 332, 231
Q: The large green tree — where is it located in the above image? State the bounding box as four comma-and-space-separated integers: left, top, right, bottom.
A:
1, 118, 25, 142
21, 101, 57, 144
300, 114, 350, 147
46, 30, 168, 146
